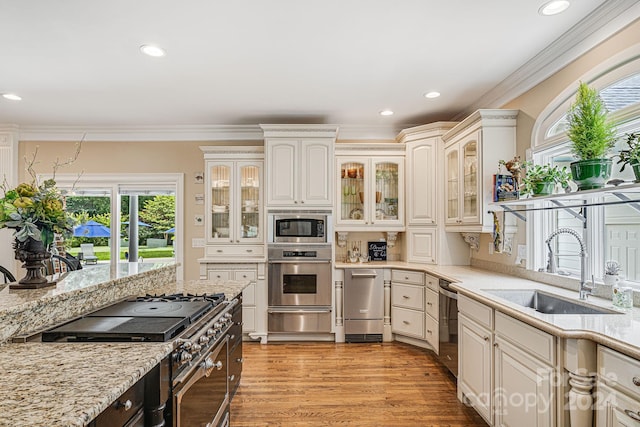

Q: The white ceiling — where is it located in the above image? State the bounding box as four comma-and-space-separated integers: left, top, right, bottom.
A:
1, 0, 639, 140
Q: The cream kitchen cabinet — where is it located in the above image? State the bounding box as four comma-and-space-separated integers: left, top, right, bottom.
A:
442, 109, 518, 232
335, 145, 405, 231
261, 125, 337, 208
458, 294, 557, 426
597, 345, 640, 427
201, 146, 265, 259
398, 123, 469, 265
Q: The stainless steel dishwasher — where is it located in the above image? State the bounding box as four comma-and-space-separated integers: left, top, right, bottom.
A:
438, 279, 458, 377
344, 269, 383, 343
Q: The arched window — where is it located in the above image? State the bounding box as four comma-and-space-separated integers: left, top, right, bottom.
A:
529, 48, 640, 285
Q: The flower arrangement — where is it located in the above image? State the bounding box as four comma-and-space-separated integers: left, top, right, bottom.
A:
0, 178, 74, 249
0, 142, 82, 251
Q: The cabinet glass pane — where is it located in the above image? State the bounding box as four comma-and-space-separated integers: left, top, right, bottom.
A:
211, 165, 230, 239
463, 142, 478, 217
240, 165, 260, 239
375, 162, 399, 220
340, 161, 365, 221
447, 150, 459, 219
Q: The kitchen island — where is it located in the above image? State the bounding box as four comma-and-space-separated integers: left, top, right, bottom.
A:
0, 264, 249, 427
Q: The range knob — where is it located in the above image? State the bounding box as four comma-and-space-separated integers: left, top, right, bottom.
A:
206, 328, 216, 337
214, 322, 222, 329
178, 351, 192, 365
191, 343, 202, 354
199, 335, 210, 344
224, 313, 233, 319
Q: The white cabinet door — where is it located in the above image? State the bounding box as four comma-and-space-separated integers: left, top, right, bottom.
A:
597, 384, 640, 427
458, 313, 493, 424
494, 336, 554, 427
407, 140, 437, 225
266, 140, 297, 206
300, 140, 333, 205
406, 228, 437, 264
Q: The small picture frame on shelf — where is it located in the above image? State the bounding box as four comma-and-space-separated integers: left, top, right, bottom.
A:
494, 174, 519, 202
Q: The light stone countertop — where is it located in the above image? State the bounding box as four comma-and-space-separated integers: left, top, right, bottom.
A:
338, 261, 640, 359
0, 269, 249, 427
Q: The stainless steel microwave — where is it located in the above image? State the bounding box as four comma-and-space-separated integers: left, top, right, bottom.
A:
268, 213, 332, 243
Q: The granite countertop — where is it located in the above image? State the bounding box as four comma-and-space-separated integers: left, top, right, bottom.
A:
338, 262, 640, 359
0, 269, 249, 427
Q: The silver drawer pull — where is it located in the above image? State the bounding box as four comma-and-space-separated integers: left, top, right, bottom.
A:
402, 295, 410, 299
427, 330, 432, 334
116, 399, 133, 411
229, 374, 235, 382
403, 320, 410, 324
427, 302, 433, 306
246, 249, 253, 253
483, 336, 489, 341
633, 377, 640, 386
625, 409, 640, 421
217, 250, 223, 253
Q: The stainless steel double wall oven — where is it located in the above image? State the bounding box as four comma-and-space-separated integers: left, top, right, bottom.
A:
267, 212, 333, 334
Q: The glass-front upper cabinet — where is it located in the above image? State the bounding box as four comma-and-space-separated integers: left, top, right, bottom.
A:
445, 146, 459, 224
462, 140, 478, 220
336, 156, 404, 229
207, 160, 263, 244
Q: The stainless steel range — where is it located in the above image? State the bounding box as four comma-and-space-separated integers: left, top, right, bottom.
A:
39, 292, 241, 427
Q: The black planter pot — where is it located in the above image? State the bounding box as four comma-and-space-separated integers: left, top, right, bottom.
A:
11, 237, 57, 290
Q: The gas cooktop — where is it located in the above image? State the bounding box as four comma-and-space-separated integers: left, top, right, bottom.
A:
41, 293, 226, 343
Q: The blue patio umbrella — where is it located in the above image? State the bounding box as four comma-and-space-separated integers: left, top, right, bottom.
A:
73, 220, 111, 237
165, 227, 175, 234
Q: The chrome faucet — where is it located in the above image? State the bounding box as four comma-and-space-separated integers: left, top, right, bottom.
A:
545, 228, 594, 300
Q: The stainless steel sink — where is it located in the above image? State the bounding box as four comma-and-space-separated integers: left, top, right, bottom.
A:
484, 289, 621, 315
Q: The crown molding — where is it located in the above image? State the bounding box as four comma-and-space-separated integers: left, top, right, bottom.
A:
457, 0, 640, 120
11, 123, 402, 142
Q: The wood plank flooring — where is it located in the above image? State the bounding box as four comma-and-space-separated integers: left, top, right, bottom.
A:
230, 342, 488, 426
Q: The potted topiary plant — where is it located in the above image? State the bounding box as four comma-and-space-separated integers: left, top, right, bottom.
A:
520, 162, 571, 197
566, 81, 617, 190
603, 260, 622, 286
616, 132, 640, 182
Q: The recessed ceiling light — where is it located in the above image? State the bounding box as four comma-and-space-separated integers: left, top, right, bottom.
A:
140, 44, 166, 57
379, 109, 394, 116
424, 91, 441, 99
2, 93, 22, 101
539, 0, 570, 16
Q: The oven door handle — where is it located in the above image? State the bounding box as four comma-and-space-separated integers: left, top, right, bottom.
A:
439, 287, 458, 300
268, 308, 332, 314
268, 260, 331, 264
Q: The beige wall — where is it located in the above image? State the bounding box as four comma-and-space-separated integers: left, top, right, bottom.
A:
18, 140, 257, 281
472, 18, 640, 268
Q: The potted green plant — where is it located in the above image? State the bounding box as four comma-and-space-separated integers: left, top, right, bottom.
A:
520, 162, 571, 197
566, 81, 617, 190
616, 132, 640, 182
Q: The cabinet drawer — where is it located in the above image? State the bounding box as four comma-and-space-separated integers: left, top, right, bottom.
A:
425, 288, 438, 319
392, 284, 424, 310
599, 345, 640, 400
391, 269, 424, 285
205, 245, 265, 257
234, 270, 257, 281
242, 282, 256, 305
392, 306, 424, 338
458, 294, 493, 329
425, 313, 439, 349
425, 273, 439, 292
208, 270, 231, 281
92, 377, 144, 427
495, 311, 555, 365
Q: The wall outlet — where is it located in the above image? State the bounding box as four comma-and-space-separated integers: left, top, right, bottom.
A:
192, 238, 205, 248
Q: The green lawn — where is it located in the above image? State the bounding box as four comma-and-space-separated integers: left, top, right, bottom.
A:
67, 246, 174, 261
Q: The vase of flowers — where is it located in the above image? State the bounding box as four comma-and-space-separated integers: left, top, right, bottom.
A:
1, 179, 75, 289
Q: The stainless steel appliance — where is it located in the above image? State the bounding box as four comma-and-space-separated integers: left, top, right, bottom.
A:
344, 269, 383, 343
37, 293, 240, 427
268, 245, 332, 333
438, 279, 458, 377
268, 212, 332, 244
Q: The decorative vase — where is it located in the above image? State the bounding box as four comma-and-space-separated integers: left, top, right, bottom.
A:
632, 162, 640, 182
532, 181, 555, 197
11, 237, 57, 290
603, 274, 620, 286
570, 158, 612, 190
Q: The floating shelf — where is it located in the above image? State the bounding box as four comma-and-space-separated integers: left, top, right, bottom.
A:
489, 181, 640, 222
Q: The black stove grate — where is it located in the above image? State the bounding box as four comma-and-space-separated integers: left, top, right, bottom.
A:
136, 292, 226, 304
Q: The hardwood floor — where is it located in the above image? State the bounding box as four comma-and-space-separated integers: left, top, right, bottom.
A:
230, 342, 488, 426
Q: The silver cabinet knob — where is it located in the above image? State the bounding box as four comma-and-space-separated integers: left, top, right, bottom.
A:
633, 377, 640, 386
